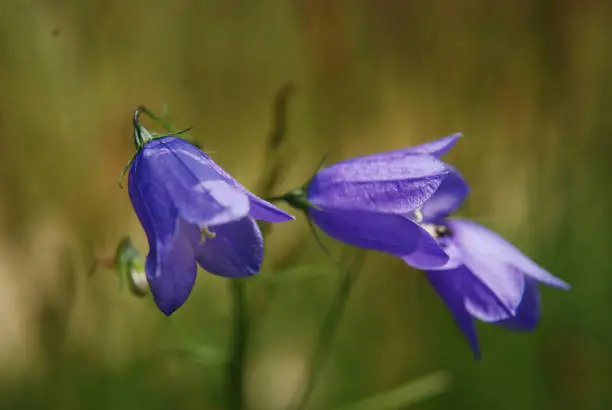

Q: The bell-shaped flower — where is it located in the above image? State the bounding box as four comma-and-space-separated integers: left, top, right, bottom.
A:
125, 108, 294, 315
403, 168, 570, 357
274, 133, 463, 260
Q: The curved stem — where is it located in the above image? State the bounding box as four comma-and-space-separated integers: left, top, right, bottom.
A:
290, 248, 366, 410
139, 105, 177, 134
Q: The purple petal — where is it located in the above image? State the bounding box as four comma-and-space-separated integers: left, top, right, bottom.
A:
128, 154, 177, 246
168, 141, 294, 223
137, 137, 250, 227
448, 219, 570, 290
419, 168, 470, 223
189, 217, 263, 278
340, 133, 462, 164
145, 220, 198, 316
463, 267, 524, 322
446, 220, 526, 316
248, 196, 295, 222
131, 153, 198, 315
404, 133, 462, 157
430, 261, 519, 323
497, 277, 541, 331
426, 267, 481, 357
400, 226, 450, 269
309, 209, 424, 255
181, 180, 250, 226
308, 154, 449, 214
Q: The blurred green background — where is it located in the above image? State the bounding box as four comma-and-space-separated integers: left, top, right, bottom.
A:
1, 1, 611, 409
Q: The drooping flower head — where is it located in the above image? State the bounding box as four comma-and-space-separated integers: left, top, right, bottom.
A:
273, 133, 464, 261
403, 166, 571, 357
125, 107, 294, 315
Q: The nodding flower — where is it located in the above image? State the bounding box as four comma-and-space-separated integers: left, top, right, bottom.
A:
124, 107, 294, 315
403, 166, 570, 357
272, 133, 463, 264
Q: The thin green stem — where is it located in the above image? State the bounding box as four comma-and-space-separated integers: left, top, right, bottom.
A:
290, 248, 366, 410
227, 279, 249, 410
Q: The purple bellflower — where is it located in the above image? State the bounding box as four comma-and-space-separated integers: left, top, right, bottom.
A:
124, 108, 294, 315
402, 167, 571, 357
273, 133, 464, 261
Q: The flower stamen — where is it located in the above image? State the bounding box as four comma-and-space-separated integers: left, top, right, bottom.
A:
200, 226, 216, 244
420, 222, 452, 239
434, 225, 452, 238
412, 208, 424, 223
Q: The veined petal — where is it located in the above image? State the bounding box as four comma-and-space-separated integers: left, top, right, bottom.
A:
145, 220, 198, 316
419, 167, 470, 223
448, 219, 570, 290
166, 139, 294, 223
497, 277, 541, 330
308, 154, 449, 214
137, 138, 250, 226
189, 217, 264, 278
310, 209, 424, 255
426, 268, 481, 357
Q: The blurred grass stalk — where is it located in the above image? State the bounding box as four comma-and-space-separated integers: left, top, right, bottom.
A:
227, 83, 296, 410
290, 247, 366, 410
335, 371, 450, 410
242, 84, 373, 410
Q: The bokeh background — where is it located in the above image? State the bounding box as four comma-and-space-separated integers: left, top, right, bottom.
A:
1, 1, 611, 409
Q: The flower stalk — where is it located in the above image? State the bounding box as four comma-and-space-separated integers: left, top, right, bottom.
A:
227, 278, 249, 410
226, 83, 296, 410
290, 247, 366, 410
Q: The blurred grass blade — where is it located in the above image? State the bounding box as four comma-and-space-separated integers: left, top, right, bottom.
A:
335, 371, 450, 410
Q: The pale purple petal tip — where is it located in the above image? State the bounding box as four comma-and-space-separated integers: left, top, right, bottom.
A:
248, 194, 295, 222
406, 132, 463, 157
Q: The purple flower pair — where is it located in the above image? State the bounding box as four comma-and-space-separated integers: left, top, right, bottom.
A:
124, 106, 569, 356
